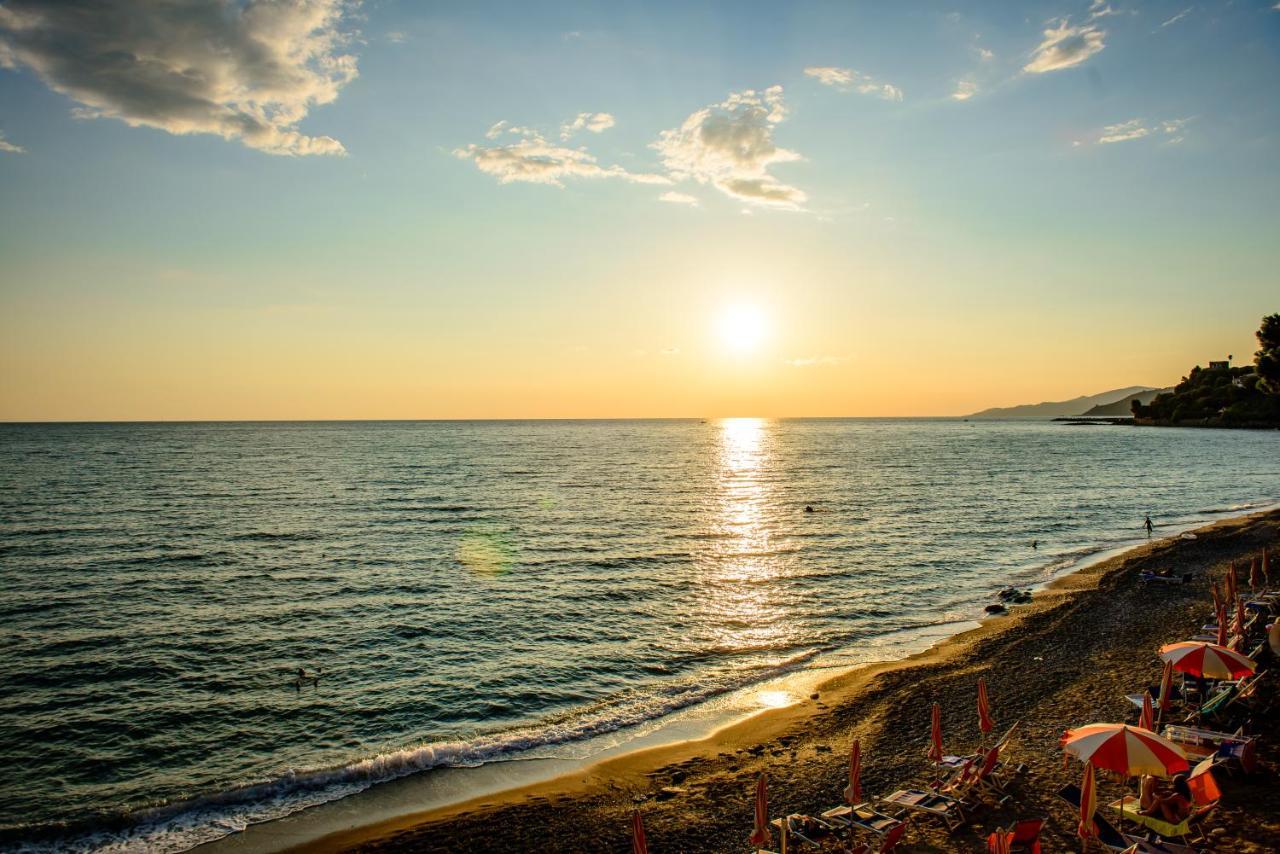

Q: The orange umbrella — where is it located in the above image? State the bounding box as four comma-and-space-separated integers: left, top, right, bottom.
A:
844, 739, 862, 805
1139, 690, 1154, 732
632, 810, 648, 854
1161, 641, 1256, 680
928, 702, 943, 764
749, 774, 770, 847
977, 678, 995, 736
1079, 763, 1097, 848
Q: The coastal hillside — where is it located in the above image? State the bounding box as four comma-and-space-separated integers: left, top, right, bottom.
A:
967, 385, 1154, 418
1132, 313, 1280, 428
1081, 387, 1172, 416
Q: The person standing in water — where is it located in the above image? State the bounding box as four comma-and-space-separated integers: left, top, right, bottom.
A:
1144, 515, 1154, 537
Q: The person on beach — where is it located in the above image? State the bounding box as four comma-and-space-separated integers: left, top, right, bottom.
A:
1145, 515, 1154, 537
1139, 774, 1192, 823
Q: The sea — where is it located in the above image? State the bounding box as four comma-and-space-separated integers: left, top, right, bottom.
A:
1, 419, 1276, 851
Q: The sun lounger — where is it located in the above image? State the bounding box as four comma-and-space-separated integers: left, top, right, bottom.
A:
820, 803, 902, 837
846, 822, 907, 854
880, 788, 966, 831
1109, 796, 1215, 844
769, 814, 834, 847
1057, 783, 1133, 851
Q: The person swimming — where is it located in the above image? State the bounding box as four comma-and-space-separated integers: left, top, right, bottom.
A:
294, 667, 321, 689
804, 505, 815, 513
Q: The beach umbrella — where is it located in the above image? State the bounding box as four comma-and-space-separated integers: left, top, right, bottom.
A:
1157, 659, 1174, 717
1216, 605, 1228, 648
1062, 723, 1189, 777
749, 774, 770, 848
1160, 641, 1256, 680
1249, 558, 1261, 591
1234, 598, 1248, 648
928, 702, 943, 764
977, 678, 995, 737
1138, 691, 1154, 733
1263, 549, 1271, 585
844, 739, 862, 805
1227, 563, 1239, 604
631, 810, 648, 854
1210, 581, 1222, 616
1079, 763, 1097, 850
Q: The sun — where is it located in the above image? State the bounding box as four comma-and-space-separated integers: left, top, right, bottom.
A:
716, 303, 770, 354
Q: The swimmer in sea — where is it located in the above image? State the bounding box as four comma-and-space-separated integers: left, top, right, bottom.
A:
804, 505, 815, 513
294, 668, 321, 689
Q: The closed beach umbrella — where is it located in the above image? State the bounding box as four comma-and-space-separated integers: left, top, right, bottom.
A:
1062, 723, 1189, 777
928, 702, 943, 763
1079, 763, 1097, 848
1227, 564, 1238, 604
749, 774, 770, 847
844, 739, 862, 805
1234, 598, 1247, 648
977, 678, 995, 736
1249, 558, 1261, 591
1160, 641, 1256, 680
1263, 549, 1271, 585
1210, 581, 1221, 616
1157, 659, 1174, 717
631, 810, 648, 854
1216, 604, 1228, 648
1139, 691, 1154, 732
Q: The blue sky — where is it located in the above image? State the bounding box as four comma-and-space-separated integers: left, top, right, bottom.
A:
1, 1, 1278, 419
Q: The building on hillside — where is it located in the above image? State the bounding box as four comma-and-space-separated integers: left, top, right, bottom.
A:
1208, 359, 1231, 371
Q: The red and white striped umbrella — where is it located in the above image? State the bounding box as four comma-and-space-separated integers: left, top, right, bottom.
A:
977, 678, 995, 736
749, 774, 771, 847
1157, 659, 1174, 716
1079, 763, 1097, 847
1161, 641, 1256, 680
1233, 599, 1247, 650
844, 739, 862, 805
928, 702, 943, 763
1062, 723, 1189, 777
631, 810, 648, 854
1138, 691, 1154, 732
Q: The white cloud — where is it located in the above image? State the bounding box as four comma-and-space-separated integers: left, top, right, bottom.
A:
455, 126, 668, 187
1024, 19, 1106, 73
659, 191, 699, 205
978, 47, 995, 61
0, 0, 358, 156
1159, 8, 1192, 28
653, 86, 806, 209
784, 355, 848, 368
0, 130, 23, 153
386, 31, 407, 44
951, 80, 979, 101
803, 66, 903, 101
1091, 117, 1191, 145
560, 112, 615, 140
1088, 1, 1118, 20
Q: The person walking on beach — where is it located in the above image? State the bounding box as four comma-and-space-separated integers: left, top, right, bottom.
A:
1145, 515, 1154, 538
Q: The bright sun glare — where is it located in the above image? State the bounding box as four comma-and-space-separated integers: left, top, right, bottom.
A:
716, 303, 770, 354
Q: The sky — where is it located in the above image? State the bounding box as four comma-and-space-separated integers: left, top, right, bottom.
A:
0, 0, 1277, 420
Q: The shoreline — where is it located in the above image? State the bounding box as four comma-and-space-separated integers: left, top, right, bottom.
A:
293, 507, 1280, 853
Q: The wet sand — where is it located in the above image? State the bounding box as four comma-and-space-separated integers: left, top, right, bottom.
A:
302, 509, 1280, 853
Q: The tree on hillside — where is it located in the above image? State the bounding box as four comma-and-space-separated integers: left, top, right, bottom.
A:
1256, 313, 1280, 394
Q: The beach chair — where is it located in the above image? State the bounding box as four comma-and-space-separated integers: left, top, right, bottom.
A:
846, 822, 907, 854
1109, 796, 1216, 845
1057, 783, 1135, 851
1006, 817, 1046, 853
769, 814, 834, 848
880, 788, 966, 832
820, 803, 903, 839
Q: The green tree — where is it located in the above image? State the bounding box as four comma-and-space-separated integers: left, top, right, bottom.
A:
1257, 313, 1280, 394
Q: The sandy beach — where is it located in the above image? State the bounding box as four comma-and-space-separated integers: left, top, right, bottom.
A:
295, 509, 1280, 853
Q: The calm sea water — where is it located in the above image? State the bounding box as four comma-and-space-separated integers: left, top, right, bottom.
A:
1, 419, 1277, 850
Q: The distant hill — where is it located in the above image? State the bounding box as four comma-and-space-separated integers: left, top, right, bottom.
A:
967, 386, 1156, 419
1081, 387, 1172, 416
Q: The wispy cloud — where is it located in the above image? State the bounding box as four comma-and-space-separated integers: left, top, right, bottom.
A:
951, 80, 979, 101
658, 191, 699, 206
784, 355, 849, 368
456, 124, 669, 187
1086, 117, 1191, 146
0, 130, 24, 153
0, 0, 358, 156
978, 47, 995, 61
1159, 8, 1192, 28
1024, 18, 1106, 73
386, 31, 407, 43
803, 66, 903, 101
653, 86, 806, 209
560, 112, 615, 140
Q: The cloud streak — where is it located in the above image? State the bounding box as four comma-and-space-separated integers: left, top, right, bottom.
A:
1087, 117, 1191, 146
803, 66, 903, 101
0, 0, 358, 156
455, 125, 668, 187
0, 130, 24, 153
560, 112, 615, 140
653, 86, 806, 209
1024, 18, 1106, 73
